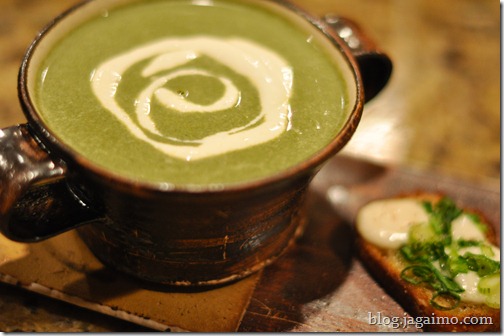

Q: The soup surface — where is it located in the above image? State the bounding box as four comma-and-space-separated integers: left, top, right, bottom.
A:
35, 0, 353, 186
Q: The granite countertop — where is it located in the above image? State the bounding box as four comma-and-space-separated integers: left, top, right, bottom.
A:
0, 0, 499, 332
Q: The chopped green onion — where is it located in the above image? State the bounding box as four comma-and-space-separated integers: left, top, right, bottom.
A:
400, 241, 446, 263
430, 264, 464, 293
447, 255, 469, 276
398, 197, 500, 310
423, 197, 462, 237
485, 290, 500, 309
479, 274, 501, 309
409, 222, 437, 243
480, 244, 495, 258
401, 265, 433, 285
463, 252, 500, 277
478, 273, 500, 295
430, 291, 461, 311
457, 239, 481, 248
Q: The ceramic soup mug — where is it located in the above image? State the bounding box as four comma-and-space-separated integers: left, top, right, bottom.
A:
0, 0, 391, 286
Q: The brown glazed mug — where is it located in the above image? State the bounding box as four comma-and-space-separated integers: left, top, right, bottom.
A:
0, 0, 391, 286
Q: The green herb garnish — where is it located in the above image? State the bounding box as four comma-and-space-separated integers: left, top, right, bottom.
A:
399, 197, 500, 310
463, 252, 500, 277
421, 197, 462, 244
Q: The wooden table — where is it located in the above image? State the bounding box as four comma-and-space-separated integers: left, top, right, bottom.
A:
0, 0, 499, 332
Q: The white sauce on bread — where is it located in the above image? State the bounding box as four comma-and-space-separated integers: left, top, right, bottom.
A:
356, 198, 429, 249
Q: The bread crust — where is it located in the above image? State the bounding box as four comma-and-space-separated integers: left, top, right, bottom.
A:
356, 193, 500, 332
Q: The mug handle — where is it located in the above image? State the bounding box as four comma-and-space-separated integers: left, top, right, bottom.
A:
324, 15, 393, 102
0, 124, 103, 242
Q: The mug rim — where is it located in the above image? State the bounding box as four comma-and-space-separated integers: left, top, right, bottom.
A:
18, 0, 364, 195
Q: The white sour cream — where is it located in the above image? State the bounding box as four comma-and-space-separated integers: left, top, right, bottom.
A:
455, 271, 486, 304
356, 198, 429, 249
451, 213, 487, 241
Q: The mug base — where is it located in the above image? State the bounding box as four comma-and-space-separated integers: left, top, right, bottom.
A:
76, 208, 307, 287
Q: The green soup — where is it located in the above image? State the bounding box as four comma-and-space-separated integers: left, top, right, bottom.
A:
34, 0, 353, 186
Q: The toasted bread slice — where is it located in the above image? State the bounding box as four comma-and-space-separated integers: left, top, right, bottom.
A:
355, 193, 500, 332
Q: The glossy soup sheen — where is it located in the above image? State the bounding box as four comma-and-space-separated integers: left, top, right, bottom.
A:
35, 0, 351, 186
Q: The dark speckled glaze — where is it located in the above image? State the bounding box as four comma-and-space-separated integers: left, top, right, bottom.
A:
0, 0, 391, 286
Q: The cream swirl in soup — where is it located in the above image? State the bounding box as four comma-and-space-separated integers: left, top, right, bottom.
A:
90, 36, 293, 161
34, 0, 352, 185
